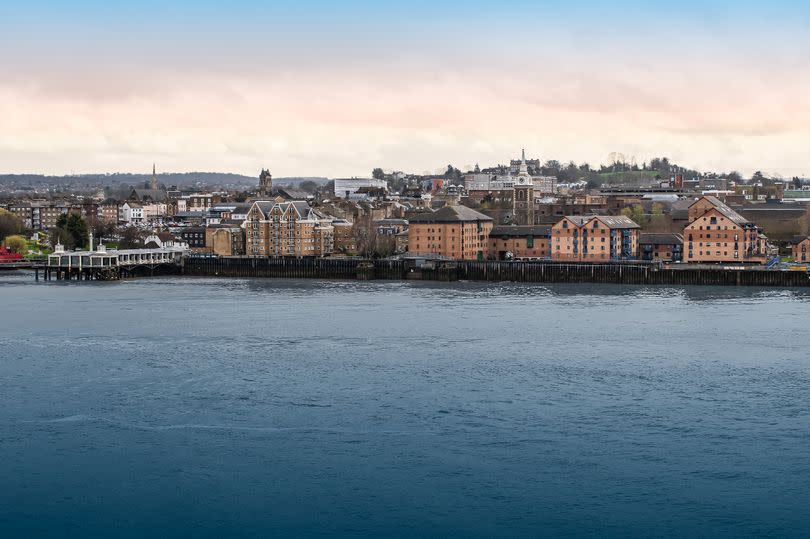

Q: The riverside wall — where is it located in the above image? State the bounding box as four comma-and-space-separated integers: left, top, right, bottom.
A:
182, 257, 810, 287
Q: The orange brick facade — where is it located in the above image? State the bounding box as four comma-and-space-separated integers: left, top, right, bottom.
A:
792, 238, 810, 263
551, 216, 640, 262
407, 206, 493, 260
684, 197, 767, 264
488, 226, 551, 260
409, 221, 492, 260
246, 201, 334, 257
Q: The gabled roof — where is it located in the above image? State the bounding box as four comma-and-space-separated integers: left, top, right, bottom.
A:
157, 231, 179, 242
249, 200, 326, 221
290, 201, 312, 218
131, 188, 167, 202
248, 200, 275, 218
692, 196, 749, 225
788, 236, 810, 246
408, 205, 493, 223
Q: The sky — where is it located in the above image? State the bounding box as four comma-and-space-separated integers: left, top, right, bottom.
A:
1, 0, 810, 178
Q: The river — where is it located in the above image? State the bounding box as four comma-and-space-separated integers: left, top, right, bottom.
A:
1, 271, 809, 537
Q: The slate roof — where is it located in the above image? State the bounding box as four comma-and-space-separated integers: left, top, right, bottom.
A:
408, 205, 493, 223
788, 236, 810, 246
638, 233, 684, 245
131, 189, 167, 202
693, 196, 749, 225
490, 225, 552, 237
563, 215, 641, 229
276, 187, 311, 200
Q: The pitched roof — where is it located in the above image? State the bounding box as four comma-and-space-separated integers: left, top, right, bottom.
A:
639, 233, 684, 245
562, 215, 641, 229
693, 196, 749, 225
408, 205, 493, 223
249, 200, 275, 217
131, 189, 167, 202
788, 236, 810, 246
490, 225, 552, 237
276, 187, 311, 200
157, 231, 177, 242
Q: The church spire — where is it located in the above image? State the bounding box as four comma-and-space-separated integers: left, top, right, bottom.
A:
518, 148, 529, 177
150, 163, 158, 190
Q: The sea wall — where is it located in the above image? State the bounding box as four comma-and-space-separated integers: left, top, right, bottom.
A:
182, 257, 810, 287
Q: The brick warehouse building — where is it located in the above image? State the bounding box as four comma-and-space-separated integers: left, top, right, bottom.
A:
408, 205, 493, 261
684, 196, 767, 264
551, 215, 640, 262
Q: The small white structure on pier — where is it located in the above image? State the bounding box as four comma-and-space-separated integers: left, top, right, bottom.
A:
47, 244, 187, 270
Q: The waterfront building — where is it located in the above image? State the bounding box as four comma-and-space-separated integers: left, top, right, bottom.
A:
407, 205, 493, 261
684, 196, 767, 264
332, 220, 357, 255
374, 219, 409, 236
551, 215, 640, 262
638, 233, 684, 262
245, 200, 334, 257
205, 226, 246, 256
46, 241, 186, 273
395, 230, 409, 254
488, 225, 551, 260
790, 237, 810, 262
144, 232, 188, 250
177, 226, 207, 249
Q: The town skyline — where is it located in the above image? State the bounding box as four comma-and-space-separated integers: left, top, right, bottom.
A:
2, 1, 810, 177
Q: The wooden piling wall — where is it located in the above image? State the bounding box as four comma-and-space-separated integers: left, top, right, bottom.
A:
182, 257, 810, 287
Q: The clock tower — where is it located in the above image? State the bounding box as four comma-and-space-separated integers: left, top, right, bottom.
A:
513, 149, 534, 226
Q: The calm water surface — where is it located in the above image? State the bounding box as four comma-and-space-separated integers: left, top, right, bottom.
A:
1, 271, 810, 537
